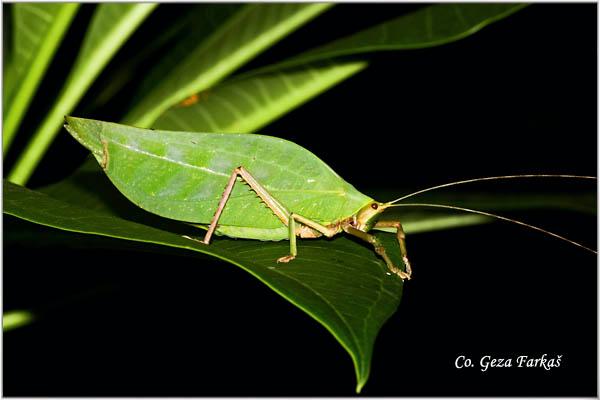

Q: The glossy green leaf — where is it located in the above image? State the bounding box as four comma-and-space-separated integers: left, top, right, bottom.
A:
3, 3, 79, 152
5, 159, 594, 388
153, 4, 526, 134
4, 179, 403, 392
123, 3, 333, 128
8, 3, 157, 185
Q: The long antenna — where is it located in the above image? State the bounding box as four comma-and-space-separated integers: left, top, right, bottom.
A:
387, 174, 596, 204
388, 202, 597, 254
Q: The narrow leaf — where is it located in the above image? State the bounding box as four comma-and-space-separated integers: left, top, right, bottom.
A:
8, 3, 157, 185
153, 61, 367, 133
3, 3, 79, 152
236, 3, 528, 78
123, 3, 333, 128
128, 4, 242, 109
153, 4, 525, 134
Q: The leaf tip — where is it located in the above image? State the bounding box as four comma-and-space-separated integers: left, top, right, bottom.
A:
63, 116, 104, 160
355, 378, 367, 394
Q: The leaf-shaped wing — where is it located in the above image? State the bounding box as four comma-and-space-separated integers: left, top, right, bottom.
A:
64, 117, 372, 237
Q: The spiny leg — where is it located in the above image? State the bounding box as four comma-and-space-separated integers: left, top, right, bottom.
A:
201, 169, 241, 244
342, 225, 411, 280
199, 166, 337, 263
374, 220, 412, 279
202, 166, 290, 245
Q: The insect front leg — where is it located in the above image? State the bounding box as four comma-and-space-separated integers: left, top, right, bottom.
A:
342, 224, 411, 280
374, 220, 412, 279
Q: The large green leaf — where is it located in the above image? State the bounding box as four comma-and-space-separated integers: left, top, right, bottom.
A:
5, 158, 595, 389
3, 3, 79, 152
123, 3, 333, 128
153, 4, 526, 134
8, 4, 157, 185
4, 179, 403, 393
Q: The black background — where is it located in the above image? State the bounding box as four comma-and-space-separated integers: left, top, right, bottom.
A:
4, 3, 597, 396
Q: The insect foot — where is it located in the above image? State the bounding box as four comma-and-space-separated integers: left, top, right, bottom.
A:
391, 265, 411, 281
182, 235, 207, 245
373, 244, 411, 281
402, 256, 413, 279
277, 255, 296, 263
388, 264, 411, 281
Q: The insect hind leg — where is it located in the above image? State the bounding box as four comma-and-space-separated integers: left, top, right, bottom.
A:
200, 166, 337, 264
201, 166, 290, 245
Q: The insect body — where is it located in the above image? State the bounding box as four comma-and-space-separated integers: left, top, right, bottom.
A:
65, 117, 413, 279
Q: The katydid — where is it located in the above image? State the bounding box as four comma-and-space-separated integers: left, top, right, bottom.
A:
64, 117, 597, 281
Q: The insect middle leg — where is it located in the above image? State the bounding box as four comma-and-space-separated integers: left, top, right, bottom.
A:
342, 224, 411, 280
201, 166, 338, 263
278, 212, 339, 263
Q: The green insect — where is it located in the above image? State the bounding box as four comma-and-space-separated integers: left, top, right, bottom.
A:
64, 116, 597, 279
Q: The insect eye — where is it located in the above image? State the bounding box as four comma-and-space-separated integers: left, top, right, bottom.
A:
371, 203, 378, 210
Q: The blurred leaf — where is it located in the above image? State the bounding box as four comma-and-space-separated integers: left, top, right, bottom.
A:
153, 4, 526, 134
127, 4, 242, 108
3, 310, 35, 332
153, 60, 367, 133
4, 179, 404, 392
123, 3, 333, 128
82, 5, 243, 114
241, 3, 528, 77
8, 3, 157, 185
3, 3, 79, 152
